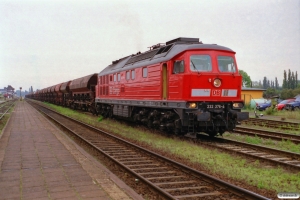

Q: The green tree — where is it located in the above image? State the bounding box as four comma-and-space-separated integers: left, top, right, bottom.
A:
263, 77, 267, 89
288, 69, 292, 89
258, 80, 262, 88
282, 70, 287, 89
263, 88, 277, 98
296, 71, 298, 88
239, 70, 252, 87
275, 77, 279, 89
281, 89, 294, 99
293, 88, 300, 97
291, 72, 295, 89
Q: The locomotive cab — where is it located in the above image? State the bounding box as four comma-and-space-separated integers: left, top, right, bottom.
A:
169, 48, 249, 136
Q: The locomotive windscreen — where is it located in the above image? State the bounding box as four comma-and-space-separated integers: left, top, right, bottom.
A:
190, 55, 212, 72
217, 56, 236, 72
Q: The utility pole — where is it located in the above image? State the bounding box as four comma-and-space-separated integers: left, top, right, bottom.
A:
20, 87, 22, 101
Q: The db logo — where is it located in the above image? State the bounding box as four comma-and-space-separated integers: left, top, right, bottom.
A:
212, 90, 221, 96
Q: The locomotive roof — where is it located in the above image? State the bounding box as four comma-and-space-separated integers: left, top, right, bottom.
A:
99, 37, 235, 76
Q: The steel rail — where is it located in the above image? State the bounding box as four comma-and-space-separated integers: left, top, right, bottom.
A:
201, 136, 300, 170
243, 118, 300, 131
0, 101, 9, 109
235, 126, 300, 144
28, 100, 270, 200
0, 100, 16, 120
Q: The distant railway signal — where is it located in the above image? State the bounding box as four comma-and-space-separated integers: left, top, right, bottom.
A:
20, 87, 22, 100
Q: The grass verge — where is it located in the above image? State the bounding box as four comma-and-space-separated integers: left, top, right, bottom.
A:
272, 109, 300, 120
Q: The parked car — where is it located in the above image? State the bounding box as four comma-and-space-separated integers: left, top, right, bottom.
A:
250, 98, 269, 109
276, 99, 295, 110
285, 96, 300, 111
256, 100, 271, 111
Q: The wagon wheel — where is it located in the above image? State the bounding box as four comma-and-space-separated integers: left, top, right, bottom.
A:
294, 107, 300, 111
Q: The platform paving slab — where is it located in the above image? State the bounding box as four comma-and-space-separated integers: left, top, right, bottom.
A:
0, 101, 143, 200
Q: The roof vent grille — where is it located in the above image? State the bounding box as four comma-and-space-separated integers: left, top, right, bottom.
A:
125, 49, 159, 65
156, 44, 173, 55
166, 37, 199, 45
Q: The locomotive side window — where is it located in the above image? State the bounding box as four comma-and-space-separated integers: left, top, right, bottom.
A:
117, 73, 121, 81
114, 74, 116, 82
190, 55, 212, 72
126, 71, 130, 80
110, 75, 112, 82
217, 56, 236, 72
131, 70, 135, 80
173, 60, 184, 74
142, 67, 148, 78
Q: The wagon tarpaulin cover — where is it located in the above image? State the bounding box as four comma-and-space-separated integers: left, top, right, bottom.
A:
69, 73, 97, 92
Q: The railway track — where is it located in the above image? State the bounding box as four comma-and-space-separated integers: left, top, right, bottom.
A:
198, 136, 300, 171
234, 126, 300, 144
0, 100, 16, 120
28, 100, 269, 200
242, 118, 300, 131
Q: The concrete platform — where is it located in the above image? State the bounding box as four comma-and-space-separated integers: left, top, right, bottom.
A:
0, 101, 143, 200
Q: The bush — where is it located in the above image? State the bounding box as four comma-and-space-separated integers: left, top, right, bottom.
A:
98, 116, 103, 122
265, 107, 276, 115
244, 103, 252, 110
280, 88, 300, 99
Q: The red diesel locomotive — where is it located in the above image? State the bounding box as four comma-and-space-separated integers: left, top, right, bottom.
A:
95, 37, 249, 136
27, 37, 248, 137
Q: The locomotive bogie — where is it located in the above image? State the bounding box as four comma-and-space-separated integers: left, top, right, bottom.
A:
95, 103, 182, 133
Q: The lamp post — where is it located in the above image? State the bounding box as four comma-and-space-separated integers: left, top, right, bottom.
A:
19, 87, 22, 101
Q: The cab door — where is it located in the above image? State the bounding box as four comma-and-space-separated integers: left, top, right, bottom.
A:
162, 63, 168, 100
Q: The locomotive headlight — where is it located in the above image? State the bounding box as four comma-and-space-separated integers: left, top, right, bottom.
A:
233, 102, 243, 109
186, 102, 197, 108
213, 78, 221, 87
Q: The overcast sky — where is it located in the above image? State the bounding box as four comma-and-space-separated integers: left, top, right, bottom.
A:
0, 0, 299, 91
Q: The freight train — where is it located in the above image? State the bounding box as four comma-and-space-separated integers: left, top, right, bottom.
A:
26, 37, 249, 137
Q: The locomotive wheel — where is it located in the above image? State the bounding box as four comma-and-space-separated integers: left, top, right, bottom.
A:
174, 119, 182, 135
91, 108, 98, 116
174, 127, 182, 135
103, 111, 109, 118
208, 131, 218, 137
219, 128, 225, 135
108, 110, 113, 118
147, 120, 153, 129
